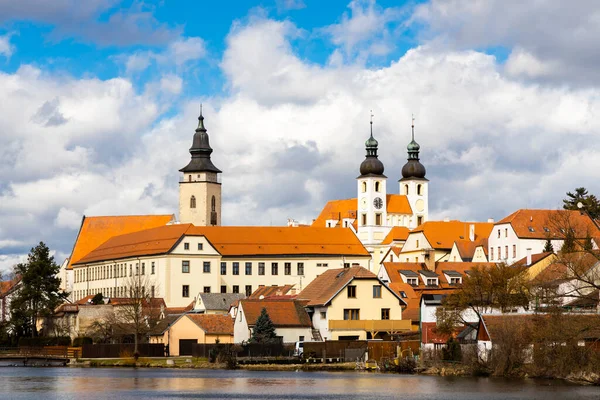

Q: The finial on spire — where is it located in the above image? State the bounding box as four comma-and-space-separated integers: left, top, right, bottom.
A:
197, 103, 205, 130
411, 113, 415, 141
370, 110, 374, 137
200, 103, 203, 117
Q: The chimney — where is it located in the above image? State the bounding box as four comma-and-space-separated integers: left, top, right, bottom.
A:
487, 218, 494, 223
444, 217, 450, 222
526, 248, 532, 266
469, 224, 475, 242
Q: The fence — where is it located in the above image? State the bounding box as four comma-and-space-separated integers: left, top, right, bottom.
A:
0, 346, 82, 358
82, 343, 165, 358
191, 343, 294, 359
303, 340, 421, 362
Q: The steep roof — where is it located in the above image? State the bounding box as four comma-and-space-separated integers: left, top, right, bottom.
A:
298, 266, 379, 307
74, 225, 370, 265
187, 314, 234, 335
410, 221, 494, 250
197, 293, 246, 311
164, 301, 195, 316
312, 195, 413, 228
496, 209, 599, 239
148, 315, 180, 336
239, 299, 311, 327
382, 227, 410, 245
67, 214, 175, 269
511, 252, 555, 268
250, 285, 295, 299
0, 277, 21, 297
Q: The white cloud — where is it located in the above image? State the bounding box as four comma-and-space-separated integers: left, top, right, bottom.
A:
276, 0, 306, 12
0, 33, 15, 58
166, 37, 206, 66
120, 36, 206, 74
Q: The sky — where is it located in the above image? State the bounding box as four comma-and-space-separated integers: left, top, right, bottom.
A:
1, 0, 600, 273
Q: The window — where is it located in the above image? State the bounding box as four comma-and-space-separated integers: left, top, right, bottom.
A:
343, 309, 360, 320
203, 286, 211, 293
182, 260, 190, 273
497, 247, 501, 259
136, 263, 139, 276
320, 311, 326, 319
284, 262, 291, 275
375, 181, 380, 192
505, 246, 508, 259
182, 285, 190, 298
233, 262, 239, 275
343, 262, 350, 268
271, 263, 278, 275
490, 247, 494, 260
220, 262, 226, 275
151, 286, 155, 298
416, 240, 419, 248
450, 277, 461, 285
347, 285, 356, 298
258, 262, 265, 275
497, 229, 501, 238
151, 262, 155, 275
407, 278, 418, 286
361, 181, 367, 193
129, 265, 132, 276
184, 242, 190, 250
245, 262, 252, 275
190, 196, 196, 208
361, 213, 367, 225
373, 285, 382, 298
317, 263, 329, 267
232, 285, 239, 294
220, 285, 227, 293
512, 245, 516, 258
297, 262, 304, 276
404, 184, 409, 195
198, 243, 203, 251
417, 184, 422, 195
426, 278, 438, 286
505, 228, 508, 237
299, 335, 305, 342
245, 285, 252, 296
141, 263, 145, 275
203, 261, 211, 273
211, 195, 216, 211
399, 291, 407, 298
381, 308, 390, 320
375, 213, 382, 226
417, 216, 423, 225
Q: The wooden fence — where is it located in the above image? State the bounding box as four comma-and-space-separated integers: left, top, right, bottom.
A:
303, 340, 421, 362
191, 343, 294, 358
82, 343, 165, 358
0, 346, 82, 359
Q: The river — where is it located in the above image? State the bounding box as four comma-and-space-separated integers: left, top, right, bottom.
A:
1, 368, 598, 400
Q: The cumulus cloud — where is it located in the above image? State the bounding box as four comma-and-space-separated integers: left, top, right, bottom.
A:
412, 0, 600, 85
122, 36, 206, 74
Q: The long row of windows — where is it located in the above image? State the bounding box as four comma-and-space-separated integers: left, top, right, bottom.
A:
73, 285, 156, 301
342, 308, 391, 320
489, 245, 517, 261
218, 262, 305, 276
75, 262, 156, 283
182, 284, 254, 298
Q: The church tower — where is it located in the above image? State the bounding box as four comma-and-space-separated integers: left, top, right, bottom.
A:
357, 114, 388, 244
179, 108, 222, 226
399, 119, 428, 228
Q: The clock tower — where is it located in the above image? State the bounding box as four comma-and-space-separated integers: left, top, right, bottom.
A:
357, 115, 388, 245
399, 120, 428, 228
179, 107, 222, 226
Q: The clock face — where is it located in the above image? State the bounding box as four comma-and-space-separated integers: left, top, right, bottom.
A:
373, 197, 383, 209
360, 198, 368, 210
416, 199, 425, 212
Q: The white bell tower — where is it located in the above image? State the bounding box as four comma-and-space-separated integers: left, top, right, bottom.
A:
399, 118, 428, 228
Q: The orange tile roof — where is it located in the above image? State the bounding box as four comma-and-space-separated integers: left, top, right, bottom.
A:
164, 301, 195, 316
67, 214, 175, 269
411, 220, 494, 250
0, 277, 20, 297
250, 285, 295, 299
454, 240, 477, 260
422, 322, 459, 344
496, 209, 600, 239
239, 299, 311, 327
187, 314, 234, 335
298, 266, 379, 307
382, 227, 410, 245
75, 225, 370, 265
312, 195, 413, 228
511, 252, 554, 268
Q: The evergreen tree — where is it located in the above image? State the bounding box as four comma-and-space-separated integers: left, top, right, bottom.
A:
91, 293, 104, 305
561, 230, 576, 254
543, 239, 554, 253
250, 307, 277, 343
10, 242, 67, 337
563, 187, 600, 219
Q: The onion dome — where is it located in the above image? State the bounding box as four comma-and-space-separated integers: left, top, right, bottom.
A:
400, 121, 427, 180
358, 117, 386, 177
179, 106, 222, 174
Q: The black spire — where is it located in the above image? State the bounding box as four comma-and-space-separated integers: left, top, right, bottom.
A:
358, 111, 385, 177
400, 116, 426, 180
179, 105, 222, 174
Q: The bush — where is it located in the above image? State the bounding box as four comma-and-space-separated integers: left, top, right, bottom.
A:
19, 336, 71, 347
442, 337, 462, 362
72, 337, 93, 347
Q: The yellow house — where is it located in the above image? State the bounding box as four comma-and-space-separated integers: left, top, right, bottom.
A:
298, 266, 410, 341
149, 313, 233, 356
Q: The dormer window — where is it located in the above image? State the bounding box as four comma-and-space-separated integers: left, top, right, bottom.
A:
528, 226, 535, 232
407, 278, 418, 286
426, 278, 438, 286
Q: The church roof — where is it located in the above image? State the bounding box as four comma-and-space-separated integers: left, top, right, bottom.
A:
73, 225, 370, 265
312, 195, 413, 228
66, 214, 176, 270
179, 111, 221, 174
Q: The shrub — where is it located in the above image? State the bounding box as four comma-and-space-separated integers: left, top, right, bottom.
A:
72, 337, 93, 347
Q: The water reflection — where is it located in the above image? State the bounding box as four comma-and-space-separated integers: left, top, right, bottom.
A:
0, 368, 598, 400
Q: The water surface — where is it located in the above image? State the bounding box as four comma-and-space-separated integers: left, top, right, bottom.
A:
1, 367, 598, 400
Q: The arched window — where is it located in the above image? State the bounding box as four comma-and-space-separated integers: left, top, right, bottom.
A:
404, 184, 409, 195
417, 184, 422, 195
375, 181, 380, 192
190, 195, 196, 208
361, 181, 367, 193
211, 196, 216, 212
188, 175, 192, 182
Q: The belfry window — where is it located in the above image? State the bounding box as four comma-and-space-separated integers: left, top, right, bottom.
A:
190, 195, 196, 208
417, 184, 422, 195
375, 181, 381, 192
211, 196, 216, 211
404, 184, 409, 195
361, 181, 367, 193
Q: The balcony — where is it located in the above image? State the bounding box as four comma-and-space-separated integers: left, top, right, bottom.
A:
328, 319, 412, 333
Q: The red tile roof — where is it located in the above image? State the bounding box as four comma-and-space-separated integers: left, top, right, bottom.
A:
297, 266, 378, 307
411, 221, 494, 250
496, 209, 599, 239
67, 214, 175, 269
187, 314, 234, 335
511, 252, 554, 268
239, 299, 311, 327
382, 227, 410, 245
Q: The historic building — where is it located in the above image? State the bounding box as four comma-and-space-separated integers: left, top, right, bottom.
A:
313, 118, 429, 267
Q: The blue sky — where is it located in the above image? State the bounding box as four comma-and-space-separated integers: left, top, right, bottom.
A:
1, 0, 600, 271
